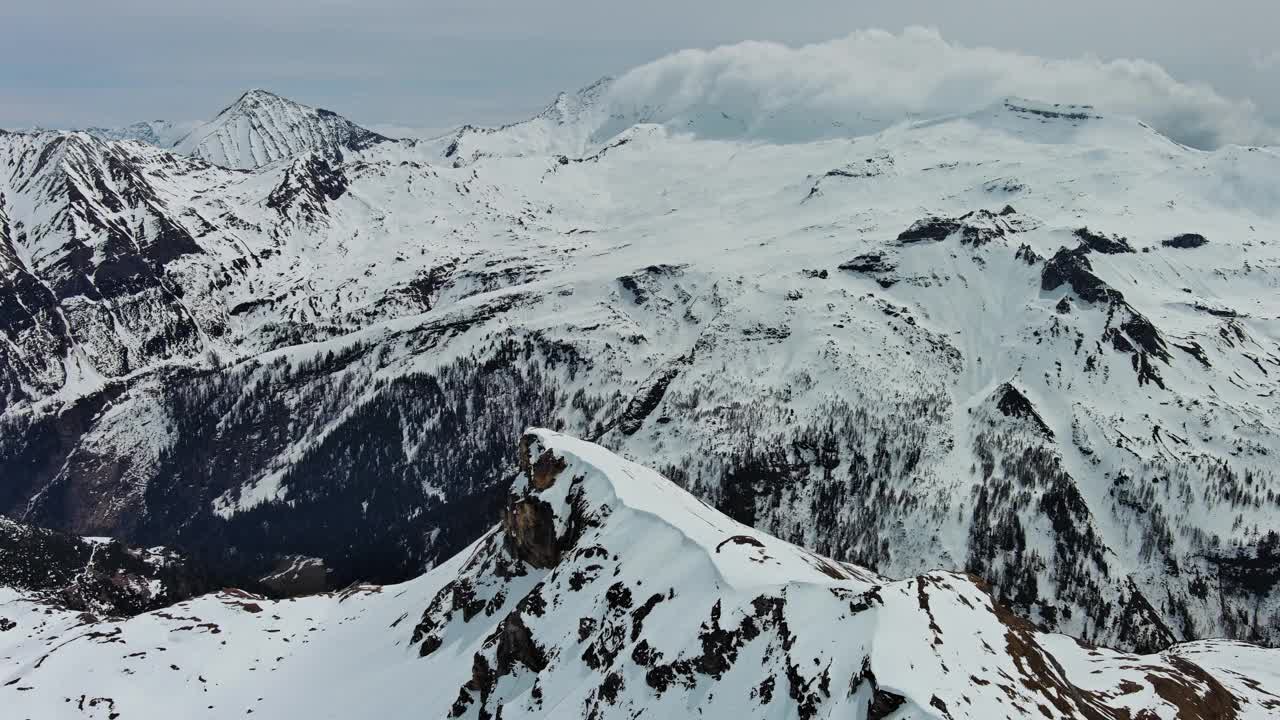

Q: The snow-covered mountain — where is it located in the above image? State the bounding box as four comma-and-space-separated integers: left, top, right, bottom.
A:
172, 89, 391, 169
2, 84, 1279, 660
3, 429, 1278, 719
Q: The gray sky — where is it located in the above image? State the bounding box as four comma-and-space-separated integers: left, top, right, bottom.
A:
3, 0, 1278, 132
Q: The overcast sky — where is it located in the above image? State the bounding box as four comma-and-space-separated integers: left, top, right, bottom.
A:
3, 0, 1278, 135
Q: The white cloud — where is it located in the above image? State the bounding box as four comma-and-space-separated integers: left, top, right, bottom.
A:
602, 28, 1278, 149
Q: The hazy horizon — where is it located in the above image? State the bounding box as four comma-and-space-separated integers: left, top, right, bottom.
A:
4, 1, 1279, 142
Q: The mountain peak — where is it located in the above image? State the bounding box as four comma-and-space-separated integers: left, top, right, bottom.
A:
535, 76, 614, 125
417, 431, 1280, 719
174, 89, 389, 170
237, 87, 284, 102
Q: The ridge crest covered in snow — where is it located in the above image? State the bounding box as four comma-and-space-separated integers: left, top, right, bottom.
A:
3, 430, 1279, 719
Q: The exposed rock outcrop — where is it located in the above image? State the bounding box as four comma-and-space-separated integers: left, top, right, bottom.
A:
1074, 227, 1134, 254
1041, 246, 1121, 303
1163, 233, 1209, 249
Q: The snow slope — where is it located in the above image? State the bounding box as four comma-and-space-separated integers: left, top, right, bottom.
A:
2, 87, 1279, 654
2, 430, 1277, 719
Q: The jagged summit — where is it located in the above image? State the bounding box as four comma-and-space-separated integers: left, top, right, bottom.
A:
173, 88, 389, 170
438, 77, 617, 164
535, 76, 614, 125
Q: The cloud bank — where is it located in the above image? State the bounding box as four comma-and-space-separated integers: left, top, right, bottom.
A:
602, 28, 1278, 149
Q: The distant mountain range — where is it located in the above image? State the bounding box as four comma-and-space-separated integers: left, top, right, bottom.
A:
1, 73, 1278, 699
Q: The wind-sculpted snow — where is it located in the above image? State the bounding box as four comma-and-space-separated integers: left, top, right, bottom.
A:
2, 84, 1280, 657
2, 431, 1278, 719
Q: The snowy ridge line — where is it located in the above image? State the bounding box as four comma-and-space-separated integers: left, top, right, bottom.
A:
6, 430, 1278, 718
515, 429, 882, 591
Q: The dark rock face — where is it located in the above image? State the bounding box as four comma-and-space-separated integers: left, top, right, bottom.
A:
617, 363, 683, 435
838, 253, 898, 287
495, 611, 548, 674
1041, 246, 1121, 304
896, 216, 960, 244
0, 384, 128, 531
266, 153, 350, 222
1162, 233, 1208, 249
994, 383, 1053, 439
895, 208, 1026, 248
503, 498, 561, 569
504, 435, 598, 569
1101, 310, 1171, 388
1173, 340, 1211, 368
0, 244, 71, 409
1192, 302, 1240, 318
1074, 227, 1134, 254
1115, 312, 1170, 364
521, 441, 568, 492
839, 253, 896, 274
